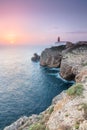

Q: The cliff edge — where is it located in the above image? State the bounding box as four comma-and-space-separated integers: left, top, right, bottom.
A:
4, 42, 87, 130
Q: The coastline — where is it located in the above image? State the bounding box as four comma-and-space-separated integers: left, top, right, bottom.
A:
4, 42, 87, 130
4, 88, 67, 130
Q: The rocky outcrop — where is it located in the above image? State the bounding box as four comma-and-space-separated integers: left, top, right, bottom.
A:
31, 53, 40, 62
4, 116, 28, 130
40, 41, 87, 80
5, 77, 87, 130
4, 92, 66, 130
47, 73, 87, 130
65, 41, 74, 49
60, 42, 87, 80
40, 45, 66, 67
75, 67, 87, 83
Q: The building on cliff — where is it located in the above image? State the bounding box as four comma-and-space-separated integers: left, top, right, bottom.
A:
55, 36, 66, 46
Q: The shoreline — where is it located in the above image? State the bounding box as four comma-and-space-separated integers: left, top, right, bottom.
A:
4, 42, 87, 130
4, 87, 67, 130
4, 66, 72, 130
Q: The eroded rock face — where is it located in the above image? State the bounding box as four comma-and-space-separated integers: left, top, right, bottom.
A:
40, 45, 66, 67
47, 81, 87, 130
75, 67, 87, 83
60, 43, 87, 81
4, 115, 40, 130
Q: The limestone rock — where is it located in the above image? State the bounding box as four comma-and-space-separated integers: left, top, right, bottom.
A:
75, 67, 87, 83
52, 91, 66, 105
4, 116, 28, 130
79, 120, 87, 130
60, 43, 87, 81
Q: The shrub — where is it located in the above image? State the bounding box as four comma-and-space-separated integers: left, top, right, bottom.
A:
75, 124, 79, 129
82, 62, 87, 66
48, 106, 54, 114
67, 83, 83, 97
81, 103, 87, 119
29, 123, 46, 130
75, 121, 80, 129
65, 113, 69, 117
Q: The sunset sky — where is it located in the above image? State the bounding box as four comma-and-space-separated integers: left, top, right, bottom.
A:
0, 0, 87, 45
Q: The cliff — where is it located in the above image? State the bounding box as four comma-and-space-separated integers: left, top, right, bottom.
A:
40, 45, 66, 67
40, 42, 74, 68
4, 42, 87, 130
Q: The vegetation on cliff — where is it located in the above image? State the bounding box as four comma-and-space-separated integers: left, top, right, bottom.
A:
67, 83, 83, 97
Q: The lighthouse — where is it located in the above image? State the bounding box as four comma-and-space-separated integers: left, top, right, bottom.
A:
55, 36, 66, 46
57, 37, 60, 42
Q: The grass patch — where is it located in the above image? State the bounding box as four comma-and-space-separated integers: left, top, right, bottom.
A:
75, 121, 80, 129
81, 103, 87, 119
75, 124, 79, 129
29, 123, 46, 130
67, 83, 83, 97
82, 62, 87, 66
65, 113, 69, 117
48, 106, 54, 114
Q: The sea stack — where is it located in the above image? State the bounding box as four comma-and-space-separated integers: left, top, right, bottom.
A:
31, 53, 40, 62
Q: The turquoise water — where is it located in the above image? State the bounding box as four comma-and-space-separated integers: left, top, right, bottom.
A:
0, 46, 73, 130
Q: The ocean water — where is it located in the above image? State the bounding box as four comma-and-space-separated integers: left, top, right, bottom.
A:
0, 46, 73, 130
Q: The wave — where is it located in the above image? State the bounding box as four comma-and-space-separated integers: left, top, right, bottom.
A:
56, 73, 75, 84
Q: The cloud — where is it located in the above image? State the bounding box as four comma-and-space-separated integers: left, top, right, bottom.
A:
66, 31, 87, 34
51, 26, 59, 31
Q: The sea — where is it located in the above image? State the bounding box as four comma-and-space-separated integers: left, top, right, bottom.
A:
0, 44, 73, 130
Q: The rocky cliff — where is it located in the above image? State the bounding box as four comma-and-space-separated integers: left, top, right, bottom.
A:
40, 42, 74, 68
4, 42, 87, 130
60, 42, 87, 81
40, 42, 87, 81
40, 45, 66, 67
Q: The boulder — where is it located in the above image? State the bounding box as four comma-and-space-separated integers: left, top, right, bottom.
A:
31, 53, 40, 62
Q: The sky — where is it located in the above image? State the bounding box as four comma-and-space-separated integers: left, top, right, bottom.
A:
0, 0, 87, 45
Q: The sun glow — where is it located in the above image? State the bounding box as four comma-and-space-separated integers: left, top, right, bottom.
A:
6, 33, 16, 44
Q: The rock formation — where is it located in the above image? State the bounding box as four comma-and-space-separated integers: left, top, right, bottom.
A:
40, 45, 66, 67
47, 81, 87, 130
4, 116, 28, 130
65, 41, 74, 49
31, 53, 40, 62
60, 42, 87, 80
